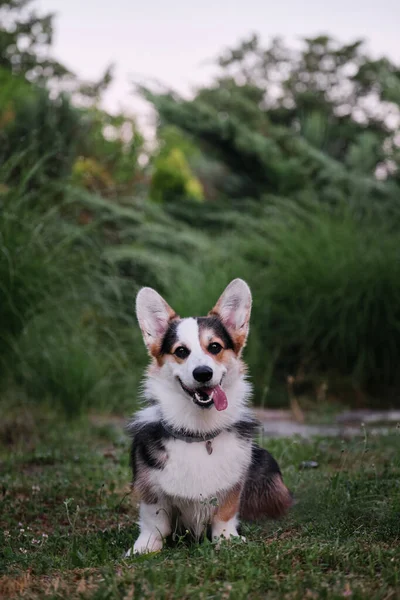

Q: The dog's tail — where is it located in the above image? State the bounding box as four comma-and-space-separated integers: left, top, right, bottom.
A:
239, 444, 293, 521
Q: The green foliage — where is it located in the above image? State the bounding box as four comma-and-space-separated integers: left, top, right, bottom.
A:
151, 147, 203, 203
0, 75, 143, 196
149, 125, 204, 203
143, 35, 400, 205
0, 65, 32, 109
16, 318, 110, 417
0, 187, 75, 359
0, 171, 143, 414
1, 87, 83, 188
1, 21, 400, 411
237, 202, 400, 397
73, 108, 145, 194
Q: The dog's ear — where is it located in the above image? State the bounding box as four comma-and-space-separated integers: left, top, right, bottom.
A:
136, 287, 178, 355
209, 278, 252, 354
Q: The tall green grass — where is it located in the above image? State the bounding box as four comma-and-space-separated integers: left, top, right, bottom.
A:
0, 181, 141, 415
235, 201, 400, 403
1, 175, 399, 415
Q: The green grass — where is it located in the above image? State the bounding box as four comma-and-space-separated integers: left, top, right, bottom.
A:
1, 400, 400, 599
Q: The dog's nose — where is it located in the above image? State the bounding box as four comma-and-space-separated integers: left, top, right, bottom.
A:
193, 366, 213, 383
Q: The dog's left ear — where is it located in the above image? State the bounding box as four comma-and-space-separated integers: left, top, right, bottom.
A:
209, 278, 252, 354
136, 287, 178, 355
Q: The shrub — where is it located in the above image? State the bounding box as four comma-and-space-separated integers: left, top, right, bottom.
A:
240, 202, 400, 401
0, 87, 83, 189
151, 148, 203, 203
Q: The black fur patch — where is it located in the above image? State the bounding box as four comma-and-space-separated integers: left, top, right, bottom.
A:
230, 418, 261, 439
160, 320, 180, 355
248, 444, 281, 475
197, 316, 234, 350
130, 421, 172, 474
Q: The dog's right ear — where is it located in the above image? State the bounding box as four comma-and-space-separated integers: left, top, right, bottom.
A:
136, 287, 178, 355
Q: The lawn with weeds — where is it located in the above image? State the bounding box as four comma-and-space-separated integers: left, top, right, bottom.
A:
1, 401, 400, 599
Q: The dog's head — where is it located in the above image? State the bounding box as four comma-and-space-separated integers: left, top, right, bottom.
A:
136, 279, 252, 420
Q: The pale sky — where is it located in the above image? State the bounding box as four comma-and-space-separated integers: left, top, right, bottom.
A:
37, 0, 400, 131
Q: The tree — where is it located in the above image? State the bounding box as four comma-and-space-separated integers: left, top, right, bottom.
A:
0, 0, 113, 99
0, 1, 144, 195
142, 36, 400, 206
0, 0, 70, 82
219, 35, 400, 164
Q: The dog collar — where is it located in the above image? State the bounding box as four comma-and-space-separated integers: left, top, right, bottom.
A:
161, 421, 221, 453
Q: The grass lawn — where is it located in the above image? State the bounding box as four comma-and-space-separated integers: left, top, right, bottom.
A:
1, 402, 400, 599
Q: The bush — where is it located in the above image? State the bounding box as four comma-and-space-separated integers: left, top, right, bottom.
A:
237, 202, 400, 401
0, 182, 145, 415
0, 191, 74, 362
0, 87, 83, 189
151, 148, 203, 203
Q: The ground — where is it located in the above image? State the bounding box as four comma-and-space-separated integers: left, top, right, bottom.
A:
1, 402, 400, 599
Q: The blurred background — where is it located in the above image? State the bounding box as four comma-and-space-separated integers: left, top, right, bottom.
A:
1, 0, 400, 420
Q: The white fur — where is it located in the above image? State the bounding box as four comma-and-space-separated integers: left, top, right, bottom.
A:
212, 514, 240, 541
171, 319, 226, 391
136, 287, 173, 351
129, 493, 242, 554
143, 367, 251, 434
148, 432, 252, 500
141, 317, 251, 434
132, 501, 171, 555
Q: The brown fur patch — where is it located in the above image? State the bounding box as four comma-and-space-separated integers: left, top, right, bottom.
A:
207, 308, 249, 355
214, 483, 242, 522
148, 312, 179, 363
198, 328, 235, 364
230, 330, 248, 354
154, 352, 172, 367
240, 473, 292, 521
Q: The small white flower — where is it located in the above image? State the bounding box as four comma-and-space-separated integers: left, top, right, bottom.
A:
19, 547, 27, 554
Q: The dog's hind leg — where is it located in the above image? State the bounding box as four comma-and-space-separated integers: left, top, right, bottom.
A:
128, 500, 172, 556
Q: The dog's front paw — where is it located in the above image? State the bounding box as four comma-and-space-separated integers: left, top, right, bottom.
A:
212, 520, 246, 548
126, 534, 164, 556
213, 531, 246, 545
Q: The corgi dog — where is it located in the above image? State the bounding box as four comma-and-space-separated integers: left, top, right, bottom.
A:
127, 279, 292, 555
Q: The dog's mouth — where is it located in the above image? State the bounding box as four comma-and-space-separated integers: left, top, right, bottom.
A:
177, 378, 228, 411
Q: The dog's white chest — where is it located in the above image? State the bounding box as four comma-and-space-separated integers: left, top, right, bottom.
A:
149, 431, 252, 500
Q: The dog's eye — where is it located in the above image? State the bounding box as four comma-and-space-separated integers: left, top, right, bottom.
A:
208, 342, 222, 355
174, 346, 190, 359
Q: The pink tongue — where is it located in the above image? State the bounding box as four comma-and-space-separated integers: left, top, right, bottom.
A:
212, 385, 228, 411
